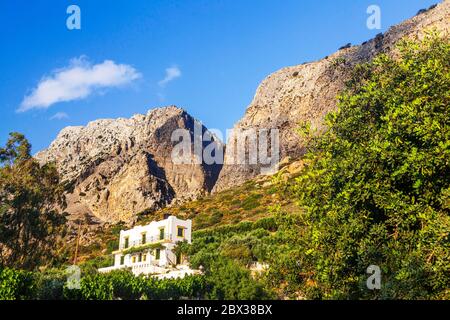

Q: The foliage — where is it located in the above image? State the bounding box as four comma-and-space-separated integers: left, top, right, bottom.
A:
121, 242, 164, 255
2, 33, 447, 302
135, 174, 288, 232
260, 209, 310, 298
74, 166, 289, 265
106, 239, 119, 254
79, 255, 114, 275
0, 133, 67, 270
204, 257, 272, 300
1, 215, 275, 300
66, 270, 207, 300
0, 267, 208, 300
33, 268, 67, 300
290, 33, 450, 299
0, 267, 34, 300
177, 217, 279, 299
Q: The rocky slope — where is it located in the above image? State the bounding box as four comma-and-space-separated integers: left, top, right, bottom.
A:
36, 106, 222, 224
37, 1, 449, 225
213, 1, 449, 192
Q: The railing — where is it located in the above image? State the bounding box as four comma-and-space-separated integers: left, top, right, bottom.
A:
98, 265, 125, 273
131, 262, 167, 275
119, 233, 175, 250
99, 262, 164, 275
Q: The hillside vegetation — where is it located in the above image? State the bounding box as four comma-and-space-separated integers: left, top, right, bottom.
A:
1, 34, 448, 300
73, 158, 304, 266
78, 33, 450, 300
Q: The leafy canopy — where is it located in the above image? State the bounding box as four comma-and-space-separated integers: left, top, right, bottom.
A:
0, 133, 67, 270
292, 32, 449, 299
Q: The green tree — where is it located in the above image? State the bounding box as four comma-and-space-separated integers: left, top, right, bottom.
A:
292, 32, 449, 299
203, 256, 271, 300
0, 133, 67, 270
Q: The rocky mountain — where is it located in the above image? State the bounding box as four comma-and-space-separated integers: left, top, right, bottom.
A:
37, 1, 448, 224
36, 106, 222, 224
213, 1, 449, 192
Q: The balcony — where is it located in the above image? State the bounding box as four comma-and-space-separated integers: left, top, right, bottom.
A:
99, 262, 199, 278
131, 262, 167, 275
114, 233, 175, 253
98, 262, 167, 275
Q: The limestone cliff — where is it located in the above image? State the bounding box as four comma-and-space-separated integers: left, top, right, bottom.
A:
36, 106, 222, 223
36, 1, 449, 224
213, 1, 449, 192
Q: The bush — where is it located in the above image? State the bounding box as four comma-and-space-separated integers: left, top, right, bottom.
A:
242, 194, 262, 211
209, 211, 223, 225
205, 257, 272, 300
106, 239, 119, 254
63, 270, 207, 300
33, 268, 66, 300
339, 43, 351, 50
0, 267, 210, 300
291, 33, 450, 299
0, 268, 34, 300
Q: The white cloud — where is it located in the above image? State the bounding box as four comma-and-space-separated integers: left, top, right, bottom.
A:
19, 57, 141, 112
49, 112, 69, 120
158, 66, 181, 87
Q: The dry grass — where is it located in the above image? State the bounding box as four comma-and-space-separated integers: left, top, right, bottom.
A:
74, 159, 304, 264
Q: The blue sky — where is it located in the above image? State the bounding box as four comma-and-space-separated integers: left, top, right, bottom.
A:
0, 0, 438, 152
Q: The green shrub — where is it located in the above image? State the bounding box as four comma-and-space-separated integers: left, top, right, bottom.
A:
77, 273, 114, 300
33, 268, 66, 300
209, 211, 223, 225
205, 257, 272, 300
291, 33, 450, 299
106, 239, 119, 254
0, 268, 34, 300
60, 269, 207, 300
242, 194, 262, 211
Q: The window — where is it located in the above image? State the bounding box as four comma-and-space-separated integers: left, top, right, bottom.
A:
138, 253, 142, 262
159, 228, 165, 240
124, 236, 129, 249
143, 254, 147, 262
120, 256, 124, 265
132, 256, 136, 263
141, 232, 146, 244
177, 226, 184, 238
155, 249, 161, 260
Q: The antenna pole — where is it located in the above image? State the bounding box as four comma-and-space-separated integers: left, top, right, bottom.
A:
73, 221, 82, 265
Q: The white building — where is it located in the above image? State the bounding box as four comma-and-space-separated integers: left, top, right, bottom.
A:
99, 215, 197, 278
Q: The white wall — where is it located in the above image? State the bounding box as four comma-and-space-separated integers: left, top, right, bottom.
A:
112, 215, 192, 268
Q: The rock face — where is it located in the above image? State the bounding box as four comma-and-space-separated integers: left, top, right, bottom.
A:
213, 1, 449, 192
36, 2, 449, 224
36, 106, 222, 223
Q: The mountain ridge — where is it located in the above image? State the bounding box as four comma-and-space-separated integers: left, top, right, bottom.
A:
213, 0, 449, 191
37, 0, 449, 224
36, 106, 223, 224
